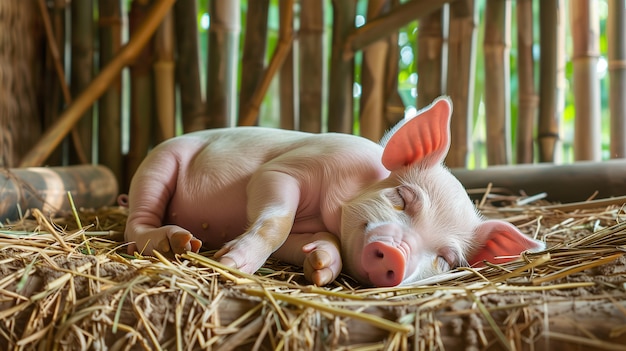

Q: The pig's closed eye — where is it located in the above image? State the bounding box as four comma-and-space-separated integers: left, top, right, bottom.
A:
393, 187, 406, 210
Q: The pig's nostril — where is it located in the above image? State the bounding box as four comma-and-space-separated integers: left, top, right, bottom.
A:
375, 250, 384, 258
387, 270, 395, 279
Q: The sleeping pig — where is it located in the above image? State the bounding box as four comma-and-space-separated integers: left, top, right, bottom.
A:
124, 97, 544, 287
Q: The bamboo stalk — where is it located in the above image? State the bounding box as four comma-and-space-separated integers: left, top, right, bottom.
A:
238, 0, 294, 127
19, 0, 177, 168
279, 1, 296, 130
483, 0, 511, 166
126, 0, 156, 189
516, 0, 537, 164
343, 0, 450, 59
360, 0, 393, 141
417, 8, 445, 109
174, 0, 207, 132
153, 9, 176, 142
238, 0, 269, 128
327, 0, 356, 133
298, 0, 324, 133
206, 0, 241, 128
445, 0, 477, 168
382, 0, 405, 133
608, 0, 626, 158
70, 0, 94, 164
97, 0, 123, 189
538, 0, 565, 163
570, 0, 602, 161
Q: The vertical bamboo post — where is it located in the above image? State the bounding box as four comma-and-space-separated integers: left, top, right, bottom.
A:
516, 0, 537, 164
153, 10, 176, 142
299, 0, 325, 133
538, 0, 565, 163
127, 0, 156, 188
445, 0, 477, 168
382, 0, 404, 132
608, 0, 626, 158
70, 0, 94, 163
280, 1, 297, 130
97, 0, 123, 188
570, 0, 602, 161
483, 0, 511, 166
328, 0, 356, 134
239, 0, 269, 127
360, 0, 393, 141
174, 0, 207, 132
417, 8, 445, 109
206, 0, 241, 128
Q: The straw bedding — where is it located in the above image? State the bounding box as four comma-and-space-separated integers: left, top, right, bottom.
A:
1, 189, 626, 350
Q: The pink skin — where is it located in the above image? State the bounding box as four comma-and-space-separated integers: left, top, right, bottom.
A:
124, 97, 544, 287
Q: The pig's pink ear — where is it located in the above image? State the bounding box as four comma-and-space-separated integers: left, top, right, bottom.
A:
381, 97, 452, 171
468, 220, 545, 267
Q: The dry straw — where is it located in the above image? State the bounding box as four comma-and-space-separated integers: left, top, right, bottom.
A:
1, 189, 626, 350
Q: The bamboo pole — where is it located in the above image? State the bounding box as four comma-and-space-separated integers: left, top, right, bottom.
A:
153, 10, 176, 142
97, 0, 123, 189
483, 0, 511, 166
417, 8, 445, 109
445, 0, 477, 168
280, 1, 296, 130
70, 0, 94, 163
238, 0, 294, 127
298, 0, 325, 133
343, 0, 451, 59
19, 0, 177, 168
127, 1, 156, 189
360, 0, 393, 141
382, 0, 405, 133
206, 0, 240, 128
516, 0, 537, 164
327, 0, 356, 133
538, 0, 565, 163
238, 0, 269, 127
570, 0, 602, 161
174, 0, 207, 132
608, 0, 626, 158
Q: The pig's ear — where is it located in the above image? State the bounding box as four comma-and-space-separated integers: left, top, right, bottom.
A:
468, 220, 545, 266
381, 97, 452, 171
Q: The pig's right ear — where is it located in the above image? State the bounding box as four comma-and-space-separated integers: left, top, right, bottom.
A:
381, 97, 452, 171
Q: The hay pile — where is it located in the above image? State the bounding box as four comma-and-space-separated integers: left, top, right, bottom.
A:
1, 191, 626, 350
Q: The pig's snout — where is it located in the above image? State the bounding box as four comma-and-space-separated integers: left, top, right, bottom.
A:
362, 241, 406, 287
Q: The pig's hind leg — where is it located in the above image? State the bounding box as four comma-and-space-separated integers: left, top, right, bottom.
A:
125, 148, 202, 257
272, 232, 342, 286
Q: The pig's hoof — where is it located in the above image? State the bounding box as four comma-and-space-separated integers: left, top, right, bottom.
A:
362, 242, 406, 287
302, 236, 342, 286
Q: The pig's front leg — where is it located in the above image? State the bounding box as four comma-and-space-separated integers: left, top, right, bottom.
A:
272, 232, 342, 286
214, 170, 300, 274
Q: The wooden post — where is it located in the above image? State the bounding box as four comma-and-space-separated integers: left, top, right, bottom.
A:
280, 1, 297, 130
239, 0, 269, 127
153, 9, 176, 142
516, 0, 537, 164
328, 0, 356, 134
538, 0, 565, 163
417, 8, 445, 109
445, 0, 477, 168
570, 0, 602, 161
483, 0, 512, 166
97, 0, 123, 190
608, 0, 626, 158
360, 0, 393, 141
206, 0, 241, 128
174, 0, 207, 132
299, 0, 325, 133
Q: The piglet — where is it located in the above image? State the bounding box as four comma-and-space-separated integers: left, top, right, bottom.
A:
124, 97, 544, 287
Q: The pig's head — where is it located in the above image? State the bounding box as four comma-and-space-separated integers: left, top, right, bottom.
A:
341, 97, 544, 287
